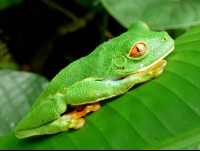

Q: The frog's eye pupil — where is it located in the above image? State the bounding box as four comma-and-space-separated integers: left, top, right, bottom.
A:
136, 46, 141, 55
130, 43, 147, 58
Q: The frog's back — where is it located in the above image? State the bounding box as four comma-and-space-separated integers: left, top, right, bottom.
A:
28, 48, 108, 112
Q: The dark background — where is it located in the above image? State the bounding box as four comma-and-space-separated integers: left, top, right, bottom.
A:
0, 0, 126, 79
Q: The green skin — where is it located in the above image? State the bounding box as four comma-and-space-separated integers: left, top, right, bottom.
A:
15, 21, 174, 138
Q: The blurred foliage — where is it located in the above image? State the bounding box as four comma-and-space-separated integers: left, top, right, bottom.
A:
0, 39, 19, 70
0, 0, 200, 149
101, 0, 200, 30
0, 70, 49, 137
75, 0, 105, 13
0, 0, 23, 10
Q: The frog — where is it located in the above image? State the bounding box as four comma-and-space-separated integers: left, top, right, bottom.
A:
15, 21, 174, 138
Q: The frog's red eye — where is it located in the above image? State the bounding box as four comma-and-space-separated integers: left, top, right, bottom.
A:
130, 43, 147, 58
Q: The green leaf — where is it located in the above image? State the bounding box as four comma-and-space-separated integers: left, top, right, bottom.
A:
1, 25, 200, 149
101, 0, 200, 30
0, 0, 23, 10
0, 70, 49, 137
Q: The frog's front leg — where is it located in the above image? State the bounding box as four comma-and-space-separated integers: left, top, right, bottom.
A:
65, 60, 166, 106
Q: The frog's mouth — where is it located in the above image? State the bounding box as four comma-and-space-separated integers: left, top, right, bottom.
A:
103, 46, 174, 82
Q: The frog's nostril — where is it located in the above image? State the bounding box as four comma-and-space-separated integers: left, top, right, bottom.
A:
163, 36, 167, 41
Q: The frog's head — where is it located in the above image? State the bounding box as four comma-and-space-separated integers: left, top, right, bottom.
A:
96, 21, 174, 81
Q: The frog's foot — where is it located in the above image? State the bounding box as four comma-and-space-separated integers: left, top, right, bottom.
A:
124, 60, 167, 78
64, 102, 101, 129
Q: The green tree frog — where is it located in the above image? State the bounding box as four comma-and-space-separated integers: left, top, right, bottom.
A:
15, 21, 174, 138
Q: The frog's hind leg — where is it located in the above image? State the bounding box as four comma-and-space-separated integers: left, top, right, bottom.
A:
63, 102, 101, 129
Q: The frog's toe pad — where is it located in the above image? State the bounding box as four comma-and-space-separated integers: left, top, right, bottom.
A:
73, 118, 85, 129
153, 67, 163, 78
153, 60, 167, 78
156, 60, 167, 68
90, 102, 101, 111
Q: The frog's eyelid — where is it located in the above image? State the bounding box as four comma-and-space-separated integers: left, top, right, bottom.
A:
143, 22, 150, 30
